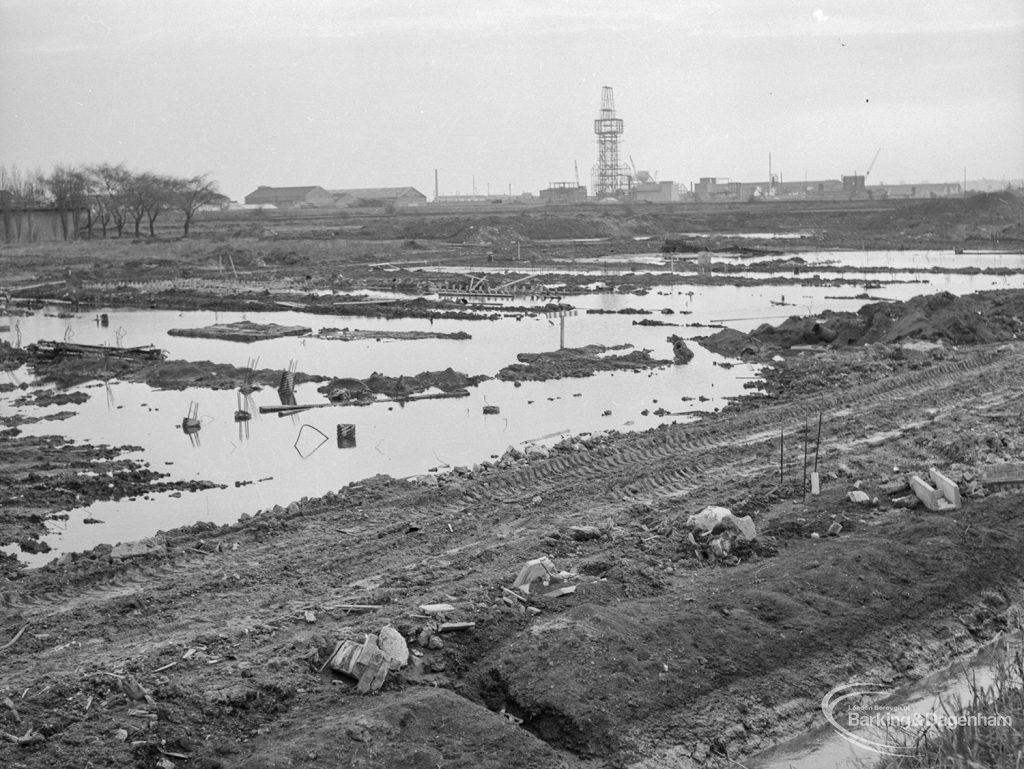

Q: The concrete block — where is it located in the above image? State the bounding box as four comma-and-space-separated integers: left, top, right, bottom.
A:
928, 468, 962, 510
908, 474, 944, 512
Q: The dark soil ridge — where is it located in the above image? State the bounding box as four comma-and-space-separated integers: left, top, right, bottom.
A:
698, 288, 1024, 361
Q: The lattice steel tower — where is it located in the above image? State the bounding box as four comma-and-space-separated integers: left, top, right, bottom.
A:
592, 86, 629, 197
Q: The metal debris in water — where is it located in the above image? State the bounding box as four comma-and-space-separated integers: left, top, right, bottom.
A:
182, 401, 202, 447
278, 360, 298, 406
337, 424, 356, 449
240, 356, 260, 395
234, 391, 252, 441
294, 424, 328, 459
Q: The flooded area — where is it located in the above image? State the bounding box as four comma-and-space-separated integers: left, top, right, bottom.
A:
4, 250, 1024, 567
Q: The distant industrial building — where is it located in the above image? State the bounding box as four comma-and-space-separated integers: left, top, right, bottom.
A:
630, 172, 679, 203
694, 177, 844, 202
539, 183, 588, 205
433, 193, 536, 205
243, 185, 427, 209
692, 175, 962, 202
869, 182, 962, 199
244, 186, 335, 208
330, 187, 427, 208
432, 194, 500, 204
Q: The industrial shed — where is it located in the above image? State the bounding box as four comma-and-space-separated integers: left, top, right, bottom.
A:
330, 187, 427, 208
243, 186, 336, 208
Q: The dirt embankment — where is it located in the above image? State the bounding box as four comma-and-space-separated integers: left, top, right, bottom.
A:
698, 289, 1024, 360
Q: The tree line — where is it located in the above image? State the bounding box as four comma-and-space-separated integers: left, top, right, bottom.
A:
0, 162, 227, 243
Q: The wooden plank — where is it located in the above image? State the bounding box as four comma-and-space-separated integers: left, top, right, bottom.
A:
418, 603, 456, 614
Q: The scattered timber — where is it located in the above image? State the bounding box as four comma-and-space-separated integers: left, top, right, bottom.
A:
28, 341, 167, 361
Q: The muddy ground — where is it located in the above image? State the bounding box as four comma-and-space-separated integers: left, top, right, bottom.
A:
2, 197, 1024, 768
0, 434, 226, 559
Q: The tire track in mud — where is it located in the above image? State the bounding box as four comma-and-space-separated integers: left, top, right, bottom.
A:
2, 498, 486, 622
486, 348, 1016, 504
4, 348, 1017, 625
0, 554, 209, 614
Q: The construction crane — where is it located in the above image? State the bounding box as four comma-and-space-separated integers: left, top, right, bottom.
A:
865, 147, 881, 178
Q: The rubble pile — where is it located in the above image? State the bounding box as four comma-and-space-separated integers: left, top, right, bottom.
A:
699, 289, 1024, 358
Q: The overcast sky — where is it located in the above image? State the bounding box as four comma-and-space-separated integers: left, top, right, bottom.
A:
2, 0, 1022, 201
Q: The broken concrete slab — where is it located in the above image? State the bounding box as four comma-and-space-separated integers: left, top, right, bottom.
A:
846, 490, 871, 504
329, 634, 392, 694
418, 603, 456, 614
908, 474, 956, 512
980, 461, 1024, 490
439, 622, 476, 632
928, 467, 962, 509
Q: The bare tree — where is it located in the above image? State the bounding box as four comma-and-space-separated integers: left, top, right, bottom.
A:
22, 168, 45, 242
47, 164, 90, 240
170, 173, 225, 236
140, 174, 174, 237
123, 172, 148, 237
0, 164, 13, 243
88, 163, 131, 238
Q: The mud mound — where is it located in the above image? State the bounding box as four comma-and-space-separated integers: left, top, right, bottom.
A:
168, 321, 311, 343
698, 328, 769, 358
366, 368, 489, 398
497, 344, 673, 381
702, 290, 1024, 357
750, 310, 869, 348
223, 688, 565, 769
319, 368, 489, 402
316, 327, 471, 342
858, 290, 1024, 345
